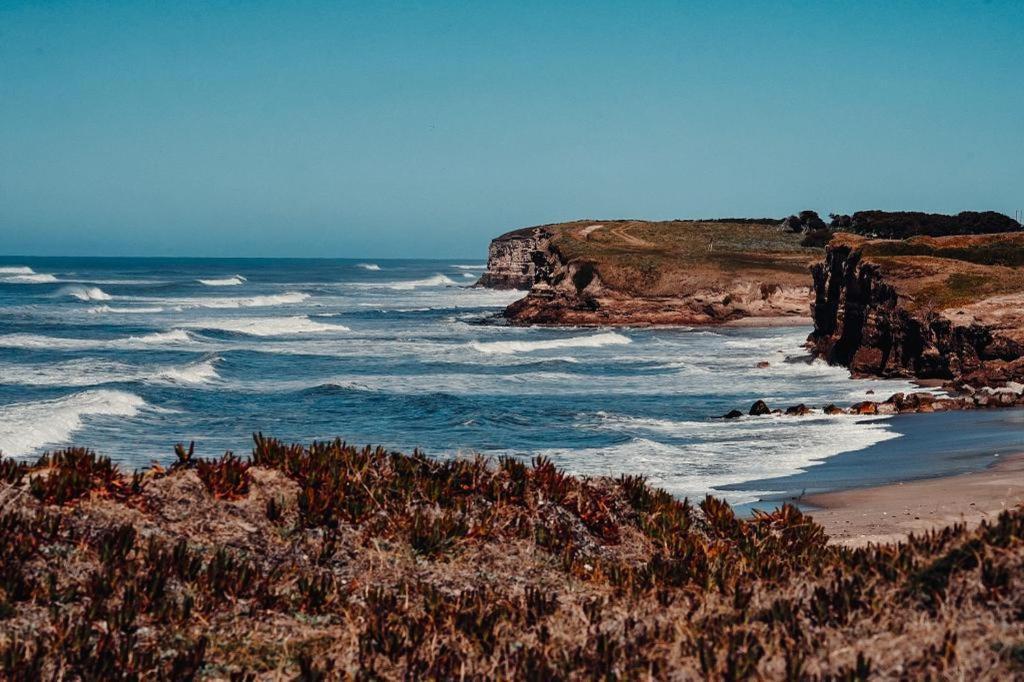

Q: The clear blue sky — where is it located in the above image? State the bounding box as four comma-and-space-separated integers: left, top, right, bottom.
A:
2, 1, 1022, 258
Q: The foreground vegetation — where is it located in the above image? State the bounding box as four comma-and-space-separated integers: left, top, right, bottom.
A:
1, 437, 1023, 679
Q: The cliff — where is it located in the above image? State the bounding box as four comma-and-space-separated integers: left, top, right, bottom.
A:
474, 226, 556, 289
480, 219, 821, 325
809, 232, 1024, 386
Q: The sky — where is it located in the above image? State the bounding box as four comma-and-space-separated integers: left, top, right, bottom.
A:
1, 1, 1023, 258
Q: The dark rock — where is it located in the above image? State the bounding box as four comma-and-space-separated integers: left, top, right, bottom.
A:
850, 401, 878, 415
784, 404, 812, 416
823, 404, 845, 415
749, 400, 771, 416
756, 361, 770, 369
721, 409, 744, 419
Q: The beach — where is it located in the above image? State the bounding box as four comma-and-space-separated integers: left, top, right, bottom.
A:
807, 452, 1024, 547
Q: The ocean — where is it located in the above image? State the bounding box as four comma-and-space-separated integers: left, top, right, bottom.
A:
0, 256, 943, 504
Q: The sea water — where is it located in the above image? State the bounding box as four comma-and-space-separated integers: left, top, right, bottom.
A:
0, 257, 930, 504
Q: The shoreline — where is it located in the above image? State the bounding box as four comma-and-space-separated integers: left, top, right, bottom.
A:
804, 452, 1024, 547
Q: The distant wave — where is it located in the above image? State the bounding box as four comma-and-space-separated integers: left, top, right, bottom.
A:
0, 329, 193, 350
383, 274, 459, 290
59, 285, 112, 301
170, 291, 310, 309
197, 274, 247, 287
127, 329, 193, 344
451, 265, 486, 270
469, 332, 631, 354
88, 305, 165, 314
153, 357, 220, 385
357, 263, 381, 271
182, 315, 349, 337
0, 266, 60, 284
0, 355, 218, 388
4, 273, 60, 283
461, 273, 476, 278
0, 389, 146, 458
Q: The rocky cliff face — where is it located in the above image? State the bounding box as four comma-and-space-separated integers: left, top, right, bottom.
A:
809, 235, 1024, 386
475, 227, 555, 290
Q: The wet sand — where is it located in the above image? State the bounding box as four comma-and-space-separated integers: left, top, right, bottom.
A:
806, 453, 1024, 547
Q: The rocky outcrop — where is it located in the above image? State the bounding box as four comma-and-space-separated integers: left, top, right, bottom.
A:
808, 233, 1024, 386
475, 227, 556, 290
479, 219, 821, 326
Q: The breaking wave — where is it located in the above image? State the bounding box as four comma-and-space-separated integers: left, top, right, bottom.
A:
197, 275, 247, 286
182, 315, 349, 336
60, 285, 112, 301
88, 305, 165, 314
382, 274, 459, 290
0, 266, 36, 275
469, 332, 632, 354
3, 273, 60, 283
0, 390, 147, 458
0, 329, 193, 350
357, 263, 381, 271
170, 291, 310, 309
0, 356, 218, 388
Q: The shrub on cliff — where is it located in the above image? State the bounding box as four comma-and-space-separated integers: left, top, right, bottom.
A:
829, 210, 1020, 238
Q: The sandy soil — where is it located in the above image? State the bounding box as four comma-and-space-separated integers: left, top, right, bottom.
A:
806, 453, 1024, 547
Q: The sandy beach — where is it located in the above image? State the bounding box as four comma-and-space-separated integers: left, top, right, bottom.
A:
806, 452, 1024, 547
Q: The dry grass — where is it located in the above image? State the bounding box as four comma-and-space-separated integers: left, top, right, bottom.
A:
1, 437, 1023, 679
546, 220, 819, 297
830, 232, 1024, 311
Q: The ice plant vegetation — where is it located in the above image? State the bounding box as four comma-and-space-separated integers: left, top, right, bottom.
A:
0, 436, 1022, 678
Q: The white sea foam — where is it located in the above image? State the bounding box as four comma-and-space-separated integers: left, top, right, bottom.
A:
380, 274, 459, 290
127, 329, 193, 344
530, 411, 901, 505
0, 266, 36, 275
451, 264, 486, 270
59, 285, 112, 301
469, 332, 631, 354
164, 291, 310, 309
0, 355, 218, 388
183, 315, 349, 336
3, 273, 60, 283
154, 357, 220, 384
462, 273, 476, 278
197, 274, 247, 286
0, 390, 147, 458
0, 329, 194, 351
357, 263, 381, 271
88, 305, 165, 314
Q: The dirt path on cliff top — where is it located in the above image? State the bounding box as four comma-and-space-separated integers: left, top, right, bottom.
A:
573, 222, 653, 247
608, 224, 655, 248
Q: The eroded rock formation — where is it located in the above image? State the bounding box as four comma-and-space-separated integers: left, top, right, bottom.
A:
808, 233, 1024, 386
475, 226, 556, 290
